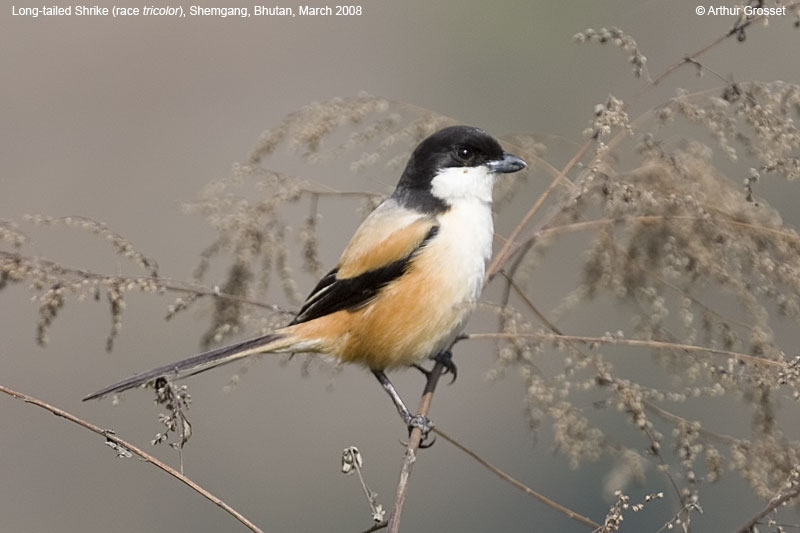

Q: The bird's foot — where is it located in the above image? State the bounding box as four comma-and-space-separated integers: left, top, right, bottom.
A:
404, 413, 436, 448
434, 349, 458, 384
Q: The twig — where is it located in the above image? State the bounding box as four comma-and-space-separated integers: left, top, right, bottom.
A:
733, 469, 800, 533
495, 276, 690, 510
0, 250, 291, 313
644, 1, 800, 91
0, 383, 264, 533
486, 140, 587, 280
488, 0, 800, 298
643, 399, 741, 446
510, 213, 780, 336
360, 521, 388, 533
386, 361, 446, 533
432, 426, 600, 529
536, 214, 800, 245
466, 332, 789, 369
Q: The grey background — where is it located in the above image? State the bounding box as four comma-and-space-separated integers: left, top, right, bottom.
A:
2, 1, 799, 532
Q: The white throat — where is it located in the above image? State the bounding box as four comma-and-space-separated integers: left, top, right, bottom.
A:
430, 166, 495, 205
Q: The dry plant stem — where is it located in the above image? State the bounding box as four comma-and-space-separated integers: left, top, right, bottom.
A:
538, 215, 800, 248
432, 426, 600, 529
0, 250, 283, 312
493, 4, 800, 290
361, 521, 388, 533
733, 474, 800, 533
0, 384, 264, 533
499, 271, 556, 333
501, 82, 796, 274
386, 361, 446, 533
644, 399, 742, 446
498, 277, 688, 509
646, 3, 800, 90
467, 333, 789, 369
528, 215, 782, 333
487, 139, 589, 279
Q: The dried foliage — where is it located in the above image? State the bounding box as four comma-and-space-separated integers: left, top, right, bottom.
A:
150, 377, 192, 450
483, 18, 799, 531
574, 27, 650, 80
0, 215, 160, 350
3, 7, 800, 531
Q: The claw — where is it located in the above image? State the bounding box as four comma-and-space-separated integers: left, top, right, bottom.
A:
400, 434, 437, 448
419, 434, 437, 448
434, 350, 458, 384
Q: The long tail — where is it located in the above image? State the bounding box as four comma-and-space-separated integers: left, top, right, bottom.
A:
83, 329, 304, 401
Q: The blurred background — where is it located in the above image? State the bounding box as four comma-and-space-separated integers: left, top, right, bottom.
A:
2, 1, 799, 532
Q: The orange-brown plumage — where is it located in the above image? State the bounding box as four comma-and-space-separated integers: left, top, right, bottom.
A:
337, 215, 436, 278
290, 245, 464, 369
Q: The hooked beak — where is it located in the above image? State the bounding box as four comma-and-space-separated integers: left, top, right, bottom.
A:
486, 152, 527, 174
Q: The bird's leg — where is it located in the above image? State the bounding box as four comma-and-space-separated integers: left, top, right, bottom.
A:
411, 363, 432, 377
372, 369, 433, 437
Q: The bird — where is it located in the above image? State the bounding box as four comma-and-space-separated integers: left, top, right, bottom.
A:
84, 125, 527, 434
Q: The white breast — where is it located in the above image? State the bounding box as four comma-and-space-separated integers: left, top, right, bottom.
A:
434, 198, 494, 303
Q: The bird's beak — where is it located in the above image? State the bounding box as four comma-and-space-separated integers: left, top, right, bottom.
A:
486, 152, 527, 174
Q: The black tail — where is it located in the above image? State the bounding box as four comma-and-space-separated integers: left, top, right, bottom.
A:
83, 332, 287, 401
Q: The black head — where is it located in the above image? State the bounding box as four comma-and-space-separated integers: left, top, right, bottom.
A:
392, 126, 526, 213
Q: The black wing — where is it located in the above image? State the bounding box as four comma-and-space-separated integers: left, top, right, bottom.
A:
290, 225, 439, 324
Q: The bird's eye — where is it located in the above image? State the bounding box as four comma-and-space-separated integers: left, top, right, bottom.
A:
454, 146, 476, 163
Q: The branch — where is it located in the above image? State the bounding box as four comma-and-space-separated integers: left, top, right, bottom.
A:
0, 383, 264, 533
361, 521, 388, 533
494, 276, 690, 509
486, 140, 587, 280
536, 214, 800, 245
733, 469, 800, 533
386, 360, 447, 533
643, 399, 742, 446
647, 3, 800, 89
0, 250, 291, 313
466, 332, 790, 369
385, 337, 598, 531
432, 426, 600, 529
